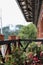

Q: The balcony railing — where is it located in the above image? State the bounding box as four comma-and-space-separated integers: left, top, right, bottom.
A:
0, 38, 43, 65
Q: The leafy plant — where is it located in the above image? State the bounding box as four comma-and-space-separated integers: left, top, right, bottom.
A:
12, 48, 26, 65
4, 48, 26, 65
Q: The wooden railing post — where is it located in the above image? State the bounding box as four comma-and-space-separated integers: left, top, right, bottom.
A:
16, 36, 20, 49
8, 35, 16, 52
0, 34, 4, 40
0, 34, 5, 57
0, 34, 5, 63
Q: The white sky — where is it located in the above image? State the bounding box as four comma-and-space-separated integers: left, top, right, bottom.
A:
0, 0, 29, 28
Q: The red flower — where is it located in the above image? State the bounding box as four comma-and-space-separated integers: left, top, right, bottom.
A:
33, 56, 38, 61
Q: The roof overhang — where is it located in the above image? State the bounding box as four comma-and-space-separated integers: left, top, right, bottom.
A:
17, 0, 42, 25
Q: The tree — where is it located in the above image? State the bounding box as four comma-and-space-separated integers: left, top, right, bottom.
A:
15, 25, 24, 30
14, 25, 24, 35
18, 23, 37, 39
2, 26, 10, 39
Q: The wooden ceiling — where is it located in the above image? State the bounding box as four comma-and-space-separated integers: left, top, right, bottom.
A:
17, 0, 42, 25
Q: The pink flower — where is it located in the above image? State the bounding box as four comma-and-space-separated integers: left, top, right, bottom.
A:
33, 57, 38, 61
40, 51, 43, 57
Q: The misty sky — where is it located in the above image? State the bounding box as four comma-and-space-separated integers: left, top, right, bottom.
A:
0, 0, 29, 28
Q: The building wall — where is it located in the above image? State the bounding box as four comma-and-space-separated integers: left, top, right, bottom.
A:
37, 3, 43, 38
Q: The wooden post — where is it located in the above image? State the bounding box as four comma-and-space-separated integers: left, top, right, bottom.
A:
0, 34, 5, 63
0, 34, 5, 57
0, 34, 4, 40
8, 35, 16, 52
16, 36, 20, 49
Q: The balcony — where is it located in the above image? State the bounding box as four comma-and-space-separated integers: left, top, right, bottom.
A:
0, 35, 43, 65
